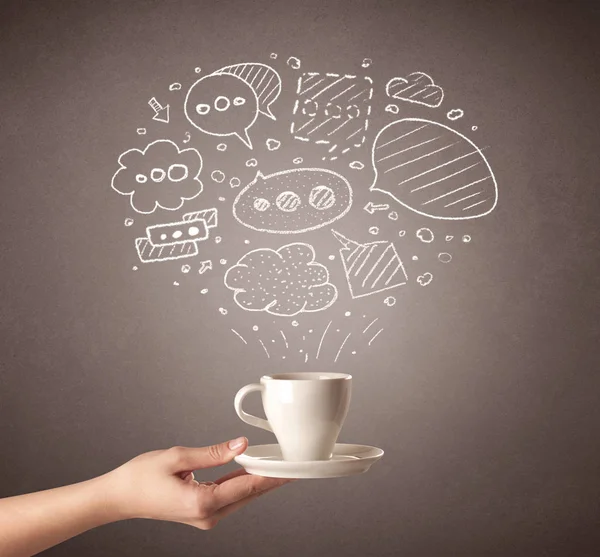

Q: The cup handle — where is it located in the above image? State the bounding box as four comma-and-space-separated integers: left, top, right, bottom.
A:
234, 383, 273, 432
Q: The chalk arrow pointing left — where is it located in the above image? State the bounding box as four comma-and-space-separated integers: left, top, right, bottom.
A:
148, 97, 170, 124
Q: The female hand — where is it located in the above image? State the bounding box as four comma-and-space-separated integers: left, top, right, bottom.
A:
104, 436, 293, 530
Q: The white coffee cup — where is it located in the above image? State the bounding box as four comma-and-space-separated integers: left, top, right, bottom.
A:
234, 372, 352, 461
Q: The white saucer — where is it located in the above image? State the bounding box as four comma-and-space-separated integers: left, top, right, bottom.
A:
234, 443, 384, 479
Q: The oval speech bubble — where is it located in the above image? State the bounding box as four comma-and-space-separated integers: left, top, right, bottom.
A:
184, 74, 258, 149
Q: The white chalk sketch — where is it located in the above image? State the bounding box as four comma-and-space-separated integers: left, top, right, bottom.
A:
148, 97, 170, 123
246, 158, 258, 167
181, 265, 191, 273
232, 168, 353, 234
169, 82, 182, 91
280, 330, 289, 349
198, 260, 212, 274
462, 235, 471, 243
287, 57, 301, 70
201, 288, 208, 294
112, 139, 203, 214
332, 230, 408, 299
316, 320, 332, 360
224, 243, 338, 316
349, 161, 364, 170
445, 235, 453, 241
363, 317, 379, 334
398, 230, 406, 237
367, 328, 384, 346
258, 339, 270, 358
293, 157, 303, 164
217, 143, 227, 151
219, 307, 228, 315
229, 177, 241, 188
183, 131, 191, 144
361, 58, 372, 68
416, 227, 434, 243
270, 53, 277, 59
211, 170, 225, 183
388, 211, 398, 220
384, 296, 396, 306
266, 138, 281, 151
134, 209, 217, 264
368, 226, 379, 235
231, 328, 247, 344
385, 72, 443, 108
124, 218, 134, 226
412, 255, 419, 261
174, 281, 180, 286
334, 332, 352, 363
438, 253, 452, 263
215, 236, 222, 244
447, 109, 464, 121
291, 72, 373, 159
417, 273, 433, 286
195, 67, 202, 73
184, 63, 281, 149
370, 118, 498, 220
364, 201, 389, 214
385, 104, 399, 114
472, 126, 478, 131
136, 128, 146, 135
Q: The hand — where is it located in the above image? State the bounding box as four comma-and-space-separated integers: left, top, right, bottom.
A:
103, 437, 293, 530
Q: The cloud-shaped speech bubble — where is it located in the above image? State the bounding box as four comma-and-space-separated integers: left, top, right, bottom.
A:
386, 72, 443, 108
111, 139, 203, 214
224, 243, 338, 316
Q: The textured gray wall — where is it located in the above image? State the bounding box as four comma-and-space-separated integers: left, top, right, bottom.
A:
1, 1, 599, 556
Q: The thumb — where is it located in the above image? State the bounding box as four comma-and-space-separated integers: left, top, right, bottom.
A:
165, 437, 248, 472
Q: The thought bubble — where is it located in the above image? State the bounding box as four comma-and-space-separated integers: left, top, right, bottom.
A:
224, 243, 338, 316
184, 73, 258, 149
111, 139, 203, 214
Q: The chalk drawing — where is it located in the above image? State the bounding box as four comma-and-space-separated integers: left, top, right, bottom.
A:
136, 128, 147, 135
195, 67, 202, 73
231, 329, 247, 344
385, 72, 443, 108
232, 168, 353, 234
169, 82, 182, 91
332, 230, 408, 299
124, 218, 134, 226
201, 288, 208, 294
445, 235, 454, 241
368, 227, 379, 235
217, 143, 227, 151
112, 139, 203, 214
316, 320, 333, 359
328, 254, 335, 260
246, 158, 258, 167
417, 273, 433, 286
198, 260, 213, 274
472, 126, 478, 131
229, 177, 241, 188
224, 243, 338, 316
181, 265, 191, 273
292, 320, 299, 327
183, 131, 191, 144
368, 328, 384, 346
349, 161, 364, 170
270, 53, 277, 59
334, 332, 352, 363
174, 281, 180, 286
398, 230, 406, 237
361, 58, 372, 68
287, 57, 301, 70
363, 317, 378, 334
215, 236, 222, 243
385, 104, 399, 114
135, 238, 198, 263
211, 170, 225, 183
370, 118, 498, 220
258, 339, 270, 358
388, 211, 398, 220
364, 201, 389, 214
280, 330, 288, 349
462, 235, 471, 243
416, 227, 434, 243
148, 97, 170, 123
438, 253, 452, 263
293, 157, 303, 164
447, 109, 464, 121
219, 308, 228, 315
291, 72, 373, 159
266, 138, 281, 151
384, 296, 396, 306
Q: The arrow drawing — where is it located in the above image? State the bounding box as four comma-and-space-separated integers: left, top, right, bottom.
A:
198, 260, 213, 274
363, 201, 390, 215
148, 97, 170, 124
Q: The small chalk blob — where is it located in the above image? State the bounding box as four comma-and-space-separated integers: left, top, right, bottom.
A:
194, 67, 202, 73
292, 320, 299, 327
246, 158, 258, 167
299, 349, 304, 353
328, 254, 335, 260
124, 218, 134, 226
416, 227, 435, 243
462, 235, 472, 243
399, 230, 406, 237
293, 157, 303, 164
472, 126, 478, 131
361, 58, 372, 68
336, 329, 340, 332
388, 211, 398, 221
217, 143, 227, 151
384, 296, 396, 307
219, 307, 228, 315
244, 239, 250, 244
211, 170, 225, 183
352, 351, 357, 355
349, 161, 365, 170
287, 56, 301, 70
445, 235, 454, 241
412, 255, 419, 261
215, 236, 222, 244
438, 253, 452, 263
220, 259, 227, 265
368, 226, 379, 235
266, 138, 281, 151
218, 196, 226, 202
201, 288, 208, 294
309, 329, 313, 333
173, 281, 180, 287
270, 53, 277, 59
229, 177, 241, 188
447, 108, 464, 121
345, 311, 351, 317
181, 264, 191, 273
169, 82, 182, 91
132, 266, 138, 271
252, 325, 259, 331
385, 104, 399, 114
136, 128, 147, 135
417, 273, 433, 287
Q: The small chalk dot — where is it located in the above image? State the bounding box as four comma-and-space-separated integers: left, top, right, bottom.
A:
345, 311, 351, 317
253, 325, 258, 331
201, 288, 208, 294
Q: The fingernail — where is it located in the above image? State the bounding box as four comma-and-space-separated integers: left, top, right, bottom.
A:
228, 437, 246, 451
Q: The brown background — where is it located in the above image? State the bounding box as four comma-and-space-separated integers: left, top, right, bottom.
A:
1, 1, 599, 556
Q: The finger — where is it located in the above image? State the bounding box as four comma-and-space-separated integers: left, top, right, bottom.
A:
180, 471, 195, 481
164, 437, 248, 472
211, 473, 292, 510
214, 467, 249, 484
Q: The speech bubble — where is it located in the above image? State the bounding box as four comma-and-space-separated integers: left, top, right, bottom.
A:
213, 63, 281, 121
184, 73, 258, 149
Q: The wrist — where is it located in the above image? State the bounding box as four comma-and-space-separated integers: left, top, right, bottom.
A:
91, 470, 134, 523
